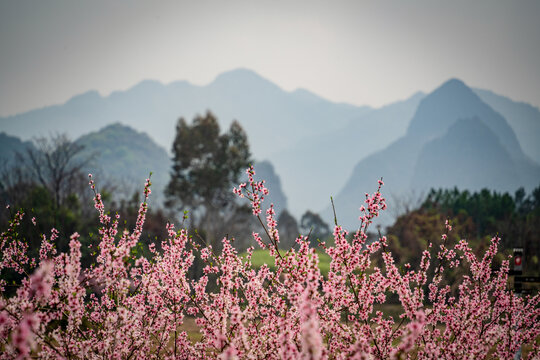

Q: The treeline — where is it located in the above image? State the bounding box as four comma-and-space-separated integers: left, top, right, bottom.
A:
386, 185, 540, 275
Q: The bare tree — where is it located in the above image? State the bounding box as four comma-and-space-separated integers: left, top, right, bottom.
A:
19, 134, 90, 210
389, 190, 425, 220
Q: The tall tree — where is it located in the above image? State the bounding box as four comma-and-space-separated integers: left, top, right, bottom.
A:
166, 112, 252, 248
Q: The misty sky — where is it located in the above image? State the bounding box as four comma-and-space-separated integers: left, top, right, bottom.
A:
1, 0, 539, 117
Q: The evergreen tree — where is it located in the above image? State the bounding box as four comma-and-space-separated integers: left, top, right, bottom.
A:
166, 112, 252, 249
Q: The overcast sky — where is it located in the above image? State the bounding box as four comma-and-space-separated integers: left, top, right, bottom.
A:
1, 0, 539, 117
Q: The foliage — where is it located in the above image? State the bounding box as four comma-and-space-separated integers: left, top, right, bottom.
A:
166, 112, 250, 213
0, 176, 169, 279
419, 186, 540, 272
0, 168, 539, 359
166, 112, 253, 249
0, 134, 97, 260
386, 208, 476, 270
1, 134, 134, 273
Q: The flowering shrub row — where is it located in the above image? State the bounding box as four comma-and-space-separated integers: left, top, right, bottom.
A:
0, 167, 539, 359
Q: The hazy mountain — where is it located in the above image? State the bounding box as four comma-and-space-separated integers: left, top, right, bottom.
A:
407, 79, 526, 161
75, 123, 171, 203
2, 70, 539, 224
0, 127, 169, 201
273, 91, 424, 216
474, 88, 540, 163
328, 135, 426, 229
327, 79, 540, 230
411, 118, 520, 191
0, 68, 372, 215
0, 69, 370, 163
0, 132, 34, 168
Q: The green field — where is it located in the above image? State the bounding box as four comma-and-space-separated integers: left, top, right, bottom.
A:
242, 249, 331, 277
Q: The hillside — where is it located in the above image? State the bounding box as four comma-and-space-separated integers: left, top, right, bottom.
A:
0, 124, 291, 216
411, 118, 520, 191
75, 123, 171, 203
0, 132, 34, 168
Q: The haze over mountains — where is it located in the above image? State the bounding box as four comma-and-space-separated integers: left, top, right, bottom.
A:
273, 91, 425, 214
1, 69, 539, 228
327, 79, 540, 228
475, 89, 540, 163
0, 69, 373, 214
0, 69, 369, 160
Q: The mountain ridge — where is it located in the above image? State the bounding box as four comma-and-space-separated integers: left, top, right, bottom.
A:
0, 68, 371, 157
326, 78, 540, 229
474, 88, 540, 163
1, 70, 539, 221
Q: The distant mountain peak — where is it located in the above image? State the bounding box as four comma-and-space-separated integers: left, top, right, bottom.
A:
106, 79, 166, 99
131, 79, 164, 90
411, 115, 523, 192
101, 122, 136, 132
409, 91, 426, 100
79, 123, 161, 148
407, 77, 492, 138
290, 88, 325, 103
474, 87, 540, 163
214, 67, 262, 80
66, 90, 102, 105
424, 78, 476, 103
439, 77, 467, 89
211, 68, 282, 92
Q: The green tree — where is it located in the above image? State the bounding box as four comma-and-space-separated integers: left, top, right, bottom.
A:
399, 185, 540, 277
166, 112, 252, 248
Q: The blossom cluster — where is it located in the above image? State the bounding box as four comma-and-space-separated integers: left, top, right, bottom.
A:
0, 168, 539, 359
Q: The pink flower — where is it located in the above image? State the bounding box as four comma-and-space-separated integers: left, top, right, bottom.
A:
12, 313, 39, 358
0, 168, 538, 359
29, 261, 54, 301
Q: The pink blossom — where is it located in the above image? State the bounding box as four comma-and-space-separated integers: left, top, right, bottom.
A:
0, 167, 537, 359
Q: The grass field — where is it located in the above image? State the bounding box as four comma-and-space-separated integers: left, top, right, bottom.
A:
242, 248, 331, 277
180, 249, 539, 356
